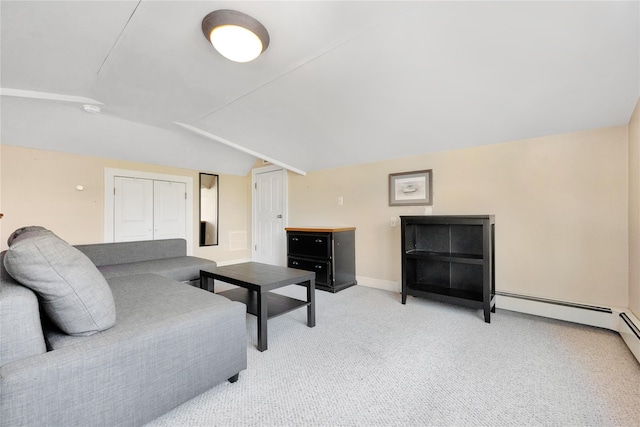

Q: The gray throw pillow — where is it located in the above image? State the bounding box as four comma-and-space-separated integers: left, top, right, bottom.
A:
6, 225, 47, 246
3, 227, 116, 336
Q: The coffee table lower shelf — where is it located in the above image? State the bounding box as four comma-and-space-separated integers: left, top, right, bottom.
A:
200, 262, 315, 351
219, 288, 310, 319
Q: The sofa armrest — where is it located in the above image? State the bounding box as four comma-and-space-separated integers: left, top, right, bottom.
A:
0, 254, 46, 367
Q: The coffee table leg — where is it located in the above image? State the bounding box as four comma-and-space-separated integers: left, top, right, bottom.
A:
307, 279, 316, 328
257, 291, 268, 352
199, 275, 214, 293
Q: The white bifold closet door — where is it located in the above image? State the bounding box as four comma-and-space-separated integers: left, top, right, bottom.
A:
152, 180, 187, 240
114, 177, 186, 242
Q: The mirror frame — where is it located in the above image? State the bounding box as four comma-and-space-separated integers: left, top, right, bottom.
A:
199, 173, 219, 246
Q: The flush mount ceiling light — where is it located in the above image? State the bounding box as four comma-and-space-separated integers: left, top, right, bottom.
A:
202, 10, 270, 63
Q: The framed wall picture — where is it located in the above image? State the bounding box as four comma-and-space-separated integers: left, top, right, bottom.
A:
389, 169, 433, 206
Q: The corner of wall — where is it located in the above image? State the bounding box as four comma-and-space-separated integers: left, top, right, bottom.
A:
629, 96, 640, 318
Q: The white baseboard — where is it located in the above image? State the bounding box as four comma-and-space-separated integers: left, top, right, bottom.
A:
496, 292, 640, 364
216, 258, 251, 267
356, 276, 399, 293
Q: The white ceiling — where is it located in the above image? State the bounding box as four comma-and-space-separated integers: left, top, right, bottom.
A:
2, 1, 639, 176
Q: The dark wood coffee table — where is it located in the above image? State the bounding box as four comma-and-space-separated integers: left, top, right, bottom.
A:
200, 262, 316, 352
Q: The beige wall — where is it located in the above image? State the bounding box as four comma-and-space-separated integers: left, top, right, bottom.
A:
289, 126, 629, 308
2, 122, 633, 309
629, 97, 640, 317
0, 145, 252, 263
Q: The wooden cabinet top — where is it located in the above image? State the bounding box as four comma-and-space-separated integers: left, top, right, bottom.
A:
285, 227, 356, 232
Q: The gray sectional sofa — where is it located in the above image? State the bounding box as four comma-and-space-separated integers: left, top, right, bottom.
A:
0, 227, 247, 426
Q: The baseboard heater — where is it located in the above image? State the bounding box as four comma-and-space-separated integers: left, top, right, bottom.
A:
620, 312, 640, 340
495, 291, 612, 313
496, 291, 640, 363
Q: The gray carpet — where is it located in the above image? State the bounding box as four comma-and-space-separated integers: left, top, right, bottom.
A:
146, 285, 640, 426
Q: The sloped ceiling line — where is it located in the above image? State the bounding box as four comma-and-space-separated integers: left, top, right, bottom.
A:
0, 88, 103, 105
174, 121, 306, 176
96, 0, 143, 76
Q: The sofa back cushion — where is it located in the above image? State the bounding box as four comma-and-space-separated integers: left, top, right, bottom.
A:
0, 251, 47, 366
3, 227, 116, 336
75, 238, 187, 267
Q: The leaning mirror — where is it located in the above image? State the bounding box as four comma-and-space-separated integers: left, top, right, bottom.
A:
199, 173, 219, 246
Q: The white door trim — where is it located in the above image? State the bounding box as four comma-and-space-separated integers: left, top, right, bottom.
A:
104, 168, 193, 254
251, 165, 288, 262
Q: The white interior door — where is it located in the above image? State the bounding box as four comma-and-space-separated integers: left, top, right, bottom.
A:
253, 168, 287, 265
114, 177, 153, 242
153, 180, 186, 239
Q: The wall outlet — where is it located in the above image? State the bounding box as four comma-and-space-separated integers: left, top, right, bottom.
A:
338, 196, 344, 206
390, 217, 397, 227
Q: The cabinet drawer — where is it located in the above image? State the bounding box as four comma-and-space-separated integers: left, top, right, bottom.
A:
287, 232, 332, 259
288, 257, 331, 285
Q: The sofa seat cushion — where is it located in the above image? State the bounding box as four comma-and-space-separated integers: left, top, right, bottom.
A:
46, 273, 239, 350
96, 256, 217, 282
3, 227, 116, 336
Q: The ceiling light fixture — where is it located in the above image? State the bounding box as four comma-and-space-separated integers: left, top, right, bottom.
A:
202, 10, 270, 63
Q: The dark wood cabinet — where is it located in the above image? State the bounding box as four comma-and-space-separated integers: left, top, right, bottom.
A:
285, 227, 356, 293
401, 215, 495, 323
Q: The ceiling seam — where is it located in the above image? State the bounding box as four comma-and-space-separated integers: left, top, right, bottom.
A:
96, 0, 143, 76
193, 4, 418, 124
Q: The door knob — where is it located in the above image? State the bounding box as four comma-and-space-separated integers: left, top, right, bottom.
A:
277, 214, 282, 218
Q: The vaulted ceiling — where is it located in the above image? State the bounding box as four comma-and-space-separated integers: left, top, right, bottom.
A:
2, 1, 639, 176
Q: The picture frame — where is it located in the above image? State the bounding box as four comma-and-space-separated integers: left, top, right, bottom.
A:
389, 169, 433, 206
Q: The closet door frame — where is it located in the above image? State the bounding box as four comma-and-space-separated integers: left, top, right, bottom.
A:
104, 168, 193, 254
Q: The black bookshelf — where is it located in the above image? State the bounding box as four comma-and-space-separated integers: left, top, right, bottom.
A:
401, 215, 495, 323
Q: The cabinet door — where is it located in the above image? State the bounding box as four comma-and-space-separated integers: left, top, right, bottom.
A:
287, 233, 332, 259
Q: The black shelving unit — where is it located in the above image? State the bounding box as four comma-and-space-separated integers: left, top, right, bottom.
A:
401, 215, 495, 323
